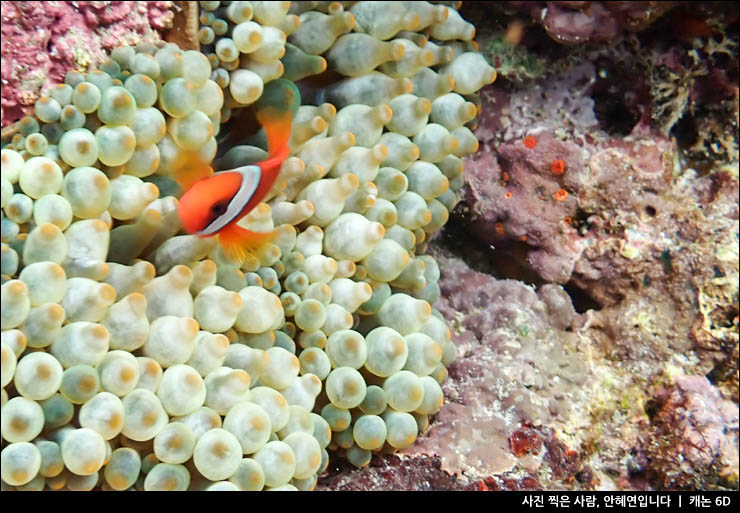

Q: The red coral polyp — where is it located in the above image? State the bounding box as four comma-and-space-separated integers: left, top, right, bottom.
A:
522, 135, 537, 149
553, 189, 569, 201
551, 159, 566, 175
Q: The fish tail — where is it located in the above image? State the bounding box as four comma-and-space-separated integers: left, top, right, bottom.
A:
218, 222, 276, 265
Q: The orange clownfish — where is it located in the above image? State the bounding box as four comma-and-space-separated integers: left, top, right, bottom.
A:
177, 107, 292, 264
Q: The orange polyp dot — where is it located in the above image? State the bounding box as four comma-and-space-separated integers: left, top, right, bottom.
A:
142, 410, 158, 426
37, 363, 52, 380
391, 339, 406, 357
108, 412, 123, 430
551, 159, 566, 175
522, 135, 537, 149
504, 191, 513, 199
79, 374, 97, 392
495, 222, 505, 236
108, 474, 127, 490
520, 234, 528, 242
120, 367, 136, 382
185, 372, 201, 387
235, 370, 250, 384
146, 360, 160, 375
161, 476, 178, 490
553, 189, 569, 201
563, 217, 572, 225
252, 416, 266, 430
345, 381, 359, 395
410, 387, 422, 401
10, 417, 29, 432
167, 435, 183, 450
114, 92, 132, 108
502, 171, 510, 181
11, 469, 29, 483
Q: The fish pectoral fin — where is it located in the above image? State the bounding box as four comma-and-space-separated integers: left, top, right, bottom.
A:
172, 151, 214, 191
218, 222, 276, 266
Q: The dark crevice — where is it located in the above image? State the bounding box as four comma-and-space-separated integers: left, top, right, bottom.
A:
671, 110, 716, 176
643, 397, 662, 422
572, 207, 596, 233
440, 203, 553, 285
432, 214, 503, 279
671, 110, 700, 149
592, 90, 642, 136
563, 282, 603, 313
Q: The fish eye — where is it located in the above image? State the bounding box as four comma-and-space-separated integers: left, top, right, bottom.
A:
211, 201, 229, 216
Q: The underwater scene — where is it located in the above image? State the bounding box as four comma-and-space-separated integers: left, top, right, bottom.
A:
0, 1, 737, 492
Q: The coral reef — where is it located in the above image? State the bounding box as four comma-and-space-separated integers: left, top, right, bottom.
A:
456, 6, 739, 409
0, 0, 497, 492
519, 1, 677, 45
493, 2, 736, 46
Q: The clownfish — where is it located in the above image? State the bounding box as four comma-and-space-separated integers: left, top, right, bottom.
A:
176, 106, 292, 264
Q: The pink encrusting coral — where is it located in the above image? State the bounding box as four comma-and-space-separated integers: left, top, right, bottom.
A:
507, 1, 678, 44
461, 131, 589, 284
1, 1, 173, 126
461, 125, 680, 286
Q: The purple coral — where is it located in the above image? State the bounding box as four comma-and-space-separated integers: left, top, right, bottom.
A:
507, 1, 677, 45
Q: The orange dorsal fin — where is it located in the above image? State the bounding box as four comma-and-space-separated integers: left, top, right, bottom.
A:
171, 151, 214, 192
218, 222, 277, 265
257, 106, 292, 160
